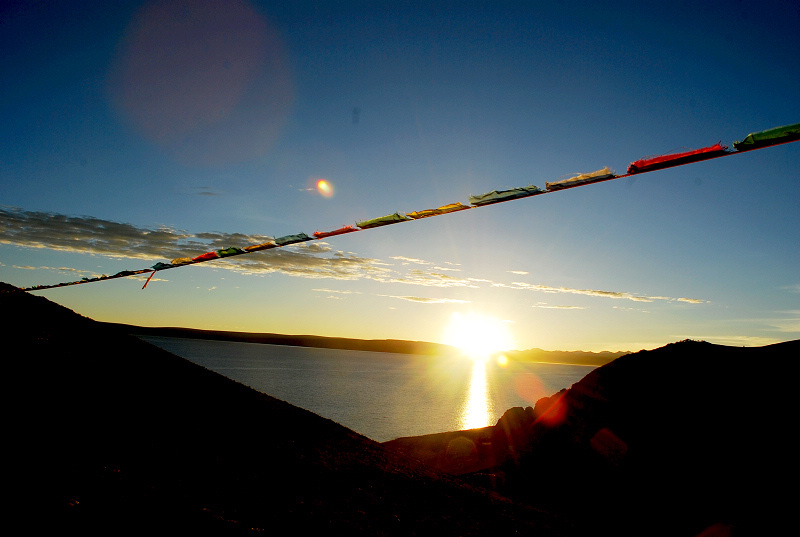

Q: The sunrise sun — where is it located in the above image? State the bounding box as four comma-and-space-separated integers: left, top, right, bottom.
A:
442, 312, 515, 360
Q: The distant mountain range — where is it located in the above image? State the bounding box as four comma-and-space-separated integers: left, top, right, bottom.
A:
104, 323, 629, 365
102, 322, 454, 356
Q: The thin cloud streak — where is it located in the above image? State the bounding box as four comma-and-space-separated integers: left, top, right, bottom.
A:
502, 280, 706, 305
533, 303, 586, 310
312, 288, 362, 295
738, 311, 800, 334
380, 295, 471, 304
391, 256, 431, 265
2, 208, 708, 305
14, 264, 86, 274
388, 269, 479, 288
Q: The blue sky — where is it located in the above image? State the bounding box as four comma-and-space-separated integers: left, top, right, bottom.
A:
2, 0, 798, 352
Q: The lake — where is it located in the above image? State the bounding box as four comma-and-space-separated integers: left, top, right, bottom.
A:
142, 336, 597, 442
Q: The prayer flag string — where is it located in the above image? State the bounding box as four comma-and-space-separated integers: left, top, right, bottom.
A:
22, 123, 800, 292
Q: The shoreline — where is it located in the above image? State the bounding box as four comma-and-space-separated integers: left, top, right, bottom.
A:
105, 322, 628, 365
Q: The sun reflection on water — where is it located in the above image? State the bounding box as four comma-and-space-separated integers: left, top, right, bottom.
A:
460, 358, 494, 430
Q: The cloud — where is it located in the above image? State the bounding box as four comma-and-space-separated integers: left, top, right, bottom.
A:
0, 208, 472, 289
228, 246, 395, 281
391, 256, 431, 265
0, 207, 392, 281
11, 264, 134, 283
499, 281, 651, 301
380, 295, 471, 304
389, 269, 479, 288
757, 311, 800, 334
771, 318, 800, 333
312, 288, 361, 295
503, 280, 706, 305
390, 257, 461, 273
533, 302, 586, 310
2, 207, 210, 260
699, 312, 800, 343
508, 270, 529, 275
312, 288, 358, 300
13, 264, 83, 273
613, 305, 650, 313
1, 207, 710, 306
187, 186, 224, 197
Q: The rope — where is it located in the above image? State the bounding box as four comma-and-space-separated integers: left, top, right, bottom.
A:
21, 126, 799, 292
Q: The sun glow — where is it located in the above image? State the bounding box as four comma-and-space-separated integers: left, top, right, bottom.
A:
442, 312, 515, 361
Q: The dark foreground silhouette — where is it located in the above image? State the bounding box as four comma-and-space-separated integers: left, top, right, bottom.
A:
5, 282, 554, 536
5, 282, 794, 536
387, 338, 797, 536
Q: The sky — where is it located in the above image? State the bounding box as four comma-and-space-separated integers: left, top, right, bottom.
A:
1, 0, 799, 353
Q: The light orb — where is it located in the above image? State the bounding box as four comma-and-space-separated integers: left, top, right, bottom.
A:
316, 179, 334, 197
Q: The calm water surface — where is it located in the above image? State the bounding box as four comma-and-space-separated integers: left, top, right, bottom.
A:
143, 336, 596, 442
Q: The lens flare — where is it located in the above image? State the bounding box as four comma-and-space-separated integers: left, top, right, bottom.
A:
107, 0, 294, 166
316, 179, 334, 197
513, 372, 545, 405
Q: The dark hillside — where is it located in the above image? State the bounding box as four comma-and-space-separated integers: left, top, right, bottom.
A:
386, 339, 798, 536
7, 282, 794, 536
495, 339, 797, 536
3, 283, 559, 536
